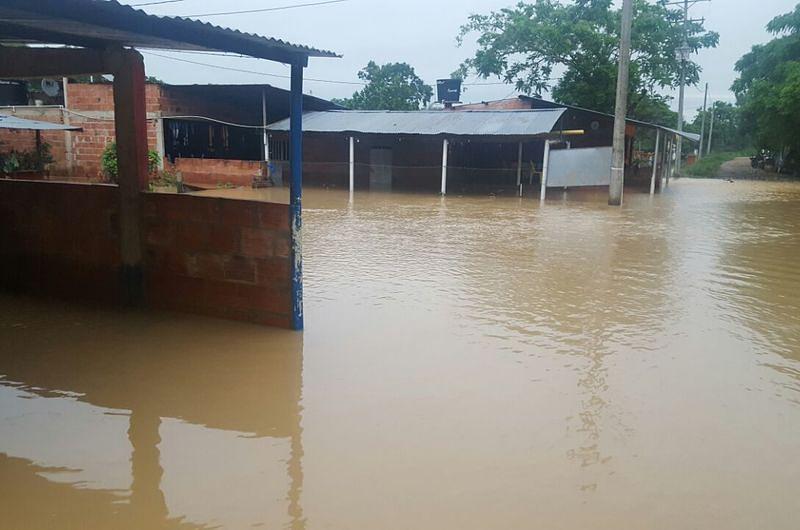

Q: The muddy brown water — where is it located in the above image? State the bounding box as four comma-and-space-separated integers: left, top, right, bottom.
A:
1, 180, 799, 529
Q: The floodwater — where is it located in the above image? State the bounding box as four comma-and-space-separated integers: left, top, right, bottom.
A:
2, 180, 800, 529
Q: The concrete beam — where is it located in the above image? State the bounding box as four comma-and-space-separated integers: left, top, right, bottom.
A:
0, 47, 108, 78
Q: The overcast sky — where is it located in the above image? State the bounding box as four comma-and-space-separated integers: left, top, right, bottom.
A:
124, 0, 799, 118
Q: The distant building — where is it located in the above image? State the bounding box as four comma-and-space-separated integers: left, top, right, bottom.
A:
0, 82, 338, 187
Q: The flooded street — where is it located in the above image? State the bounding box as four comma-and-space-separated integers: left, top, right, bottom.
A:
2, 179, 800, 529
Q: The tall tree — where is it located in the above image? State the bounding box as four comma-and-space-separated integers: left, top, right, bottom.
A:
456, 0, 718, 125
733, 4, 800, 157
686, 101, 748, 152
332, 61, 433, 111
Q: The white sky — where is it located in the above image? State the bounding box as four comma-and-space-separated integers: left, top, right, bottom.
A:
124, 0, 799, 117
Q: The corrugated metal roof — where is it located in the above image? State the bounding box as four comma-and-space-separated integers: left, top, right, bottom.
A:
520, 97, 703, 143
0, 114, 81, 131
0, 0, 339, 63
268, 109, 567, 137
660, 126, 701, 143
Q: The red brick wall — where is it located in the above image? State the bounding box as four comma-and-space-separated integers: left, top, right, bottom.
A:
0, 108, 68, 176
0, 180, 123, 302
66, 84, 160, 180
142, 193, 292, 328
0, 180, 294, 328
453, 99, 531, 111
165, 158, 262, 188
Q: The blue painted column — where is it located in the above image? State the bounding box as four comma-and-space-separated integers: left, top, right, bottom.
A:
289, 62, 304, 330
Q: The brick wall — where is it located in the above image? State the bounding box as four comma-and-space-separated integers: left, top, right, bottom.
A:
1, 84, 270, 184
66, 84, 160, 180
454, 99, 531, 111
142, 193, 292, 328
0, 108, 68, 175
0, 180, 123, 302
0, 180, 295, 328
165, 158, 262, 188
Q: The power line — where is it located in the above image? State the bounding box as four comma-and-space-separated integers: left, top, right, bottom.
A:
130, 0, 187, 6
185, 0, 348, 18
141, 50, 365, 85
141, 51, 557, 92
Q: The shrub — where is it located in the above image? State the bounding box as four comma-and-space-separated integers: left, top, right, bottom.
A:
101, 142, 161, 182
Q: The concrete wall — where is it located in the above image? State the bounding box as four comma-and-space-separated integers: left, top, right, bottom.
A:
142, 193, 292, 328
0, 179, 293, 328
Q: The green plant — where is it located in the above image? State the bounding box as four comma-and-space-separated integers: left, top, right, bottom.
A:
101, 142, 118, 180
0, 142, 54, 173
1, 152, 20, 173
101, 142, 161, 182
682, 150, 753, 178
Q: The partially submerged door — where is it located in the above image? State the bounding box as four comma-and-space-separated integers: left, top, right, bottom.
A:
369, 147, 393, 191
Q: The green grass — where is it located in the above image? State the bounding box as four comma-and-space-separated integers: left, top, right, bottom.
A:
682, 150, 752, 178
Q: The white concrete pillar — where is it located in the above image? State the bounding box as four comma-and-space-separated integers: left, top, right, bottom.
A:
440, 138, 449, 195
540, 140, 551, 202
62, 77, 74, 177
349, 136, 355, 200
650, 129, 660, 196
155, 116, 165, 171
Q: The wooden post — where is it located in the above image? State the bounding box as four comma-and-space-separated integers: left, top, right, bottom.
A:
111, 49, 149, 303
666, 136, 674, 187
707, 106, 715, 156
650, 129, 660, 195
349, 136, 355, 200
440, 138, 449, 195
516, 141, 523, 194
540, 140, 551, 202
289, 62, 304, 331
34, 130, 43, 171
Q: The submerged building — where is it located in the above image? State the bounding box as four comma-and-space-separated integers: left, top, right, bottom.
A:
268, 97, 700, 197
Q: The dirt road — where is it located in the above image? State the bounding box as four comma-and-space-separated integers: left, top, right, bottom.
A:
717, 156, 776, 180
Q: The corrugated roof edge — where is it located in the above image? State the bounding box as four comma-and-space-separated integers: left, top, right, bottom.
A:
6, 0, 339, 59
518, 96, 702, 143
106, 0, 340, 58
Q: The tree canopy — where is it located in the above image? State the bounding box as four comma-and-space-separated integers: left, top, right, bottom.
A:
733, 3, 800, 156
456, 0, 718, 125
332, 61, 433, 111
687, 101, 748, 153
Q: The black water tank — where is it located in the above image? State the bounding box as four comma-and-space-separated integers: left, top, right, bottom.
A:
0, 81, 28, 106
437, 79, 462, 103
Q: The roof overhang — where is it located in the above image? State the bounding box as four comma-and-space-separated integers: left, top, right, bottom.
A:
519, 96, 702, 143
268, 109, 568, 138
0, 0, 339, 66
0, 114, 82, 131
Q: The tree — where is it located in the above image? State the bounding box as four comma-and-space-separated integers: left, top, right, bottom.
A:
686, 101, 748, 152
733, 4, 800, 157
332, 61, 433, 111
456, 0, 718, 125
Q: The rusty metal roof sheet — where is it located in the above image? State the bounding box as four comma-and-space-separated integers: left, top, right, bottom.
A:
268, 109, 567, 137
0, 0, 339, 64
0, 114, 81, 131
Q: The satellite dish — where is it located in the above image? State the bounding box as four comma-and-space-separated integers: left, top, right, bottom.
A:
41, 78, 61, 97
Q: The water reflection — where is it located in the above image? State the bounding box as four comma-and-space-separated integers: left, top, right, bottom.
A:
0, 298, 304, 530
3, 181, 800, 530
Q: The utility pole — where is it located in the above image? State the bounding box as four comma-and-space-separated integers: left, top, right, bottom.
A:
706, 104, 715, 155
698, 82, 708, 160
609, 0, 634, 206
675, 0, 689, 173
669, 0, 710, 172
